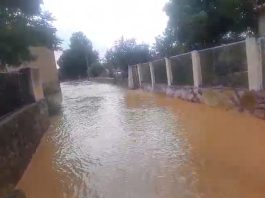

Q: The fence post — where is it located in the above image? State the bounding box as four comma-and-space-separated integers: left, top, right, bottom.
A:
149, 62, 155, 89
165, 58, 173, 86
128, 66, 135, 89
246, 37, 263, 91
191, 51, 203, 87
137, 64, 142, 87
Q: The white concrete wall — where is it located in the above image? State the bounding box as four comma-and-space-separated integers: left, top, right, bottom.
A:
30, 68, 44, 101
23, 47, 62, 112
246, 37, 263, 91
149, 62, 155, 89
137, 64, 142, 87
25, 47, 59, 86
165, 58, 173, 86
129, 37, 264, 92
191, 51, 202, 88
128, 66, 134, 89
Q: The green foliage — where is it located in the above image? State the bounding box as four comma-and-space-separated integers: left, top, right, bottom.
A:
105, 37, 151, 72
58, 32, 99, 79
0, 0, 61, 66
88, 63, 105, 77
155, 0, 257, 56
0, 0, 42, 14
58, 49, 87, 79
153, 29, 187, 57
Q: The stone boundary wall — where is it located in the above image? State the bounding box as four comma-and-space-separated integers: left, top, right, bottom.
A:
0, 100, 49, 196
0, 68, 45, 118
142, 84, 265, 120
0, 72, 33, 118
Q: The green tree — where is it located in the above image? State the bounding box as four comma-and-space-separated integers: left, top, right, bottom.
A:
153, 28, 187, 57
105, 37, 151, 73
155, 0, 257, 56
88, 62, 105, 77
0, 0, 61, 66
58, 32, 99, 79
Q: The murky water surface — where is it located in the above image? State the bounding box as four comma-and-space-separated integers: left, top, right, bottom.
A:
17, 81, 265, 198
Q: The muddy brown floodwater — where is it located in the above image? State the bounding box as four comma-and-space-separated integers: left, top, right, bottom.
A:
17, 81, 265, 198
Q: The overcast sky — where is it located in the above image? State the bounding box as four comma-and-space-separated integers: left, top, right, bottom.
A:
43, 0, 169, 58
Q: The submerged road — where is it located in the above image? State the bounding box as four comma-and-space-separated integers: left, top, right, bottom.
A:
17, 81, 265, 198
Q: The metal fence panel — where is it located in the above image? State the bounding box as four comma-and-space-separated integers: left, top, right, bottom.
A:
198, 41, 248, 88
153, 59, 167, 84
141, 63, 151, 84
170, 53, 193, 86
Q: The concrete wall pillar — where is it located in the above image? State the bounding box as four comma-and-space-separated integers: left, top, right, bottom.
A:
165, 58, 173, 86
191, 51, 203, 87
246, 37, 263, 91
19, 67, 44, 103
30, 68, 44, 101
25, 47, 62, 114
149, 62, 155, 89
128, 66, 135, 89
137, 64, 142, 87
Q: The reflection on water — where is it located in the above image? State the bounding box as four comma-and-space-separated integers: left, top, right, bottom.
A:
17, 81, 265, 198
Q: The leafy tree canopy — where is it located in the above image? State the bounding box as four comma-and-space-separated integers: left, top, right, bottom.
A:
88, 62, 105, 77
0, 0, 61, 66
105, 37, 151, 73
58, 32, 99, 79
155, 0, 258, 56
0, 0, 42, 14
153, 28, 187, 57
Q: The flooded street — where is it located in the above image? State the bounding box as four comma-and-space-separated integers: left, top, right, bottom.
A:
17, 81, 265, 198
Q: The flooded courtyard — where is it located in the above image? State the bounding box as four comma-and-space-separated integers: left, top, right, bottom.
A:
17, 81, 265, 198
